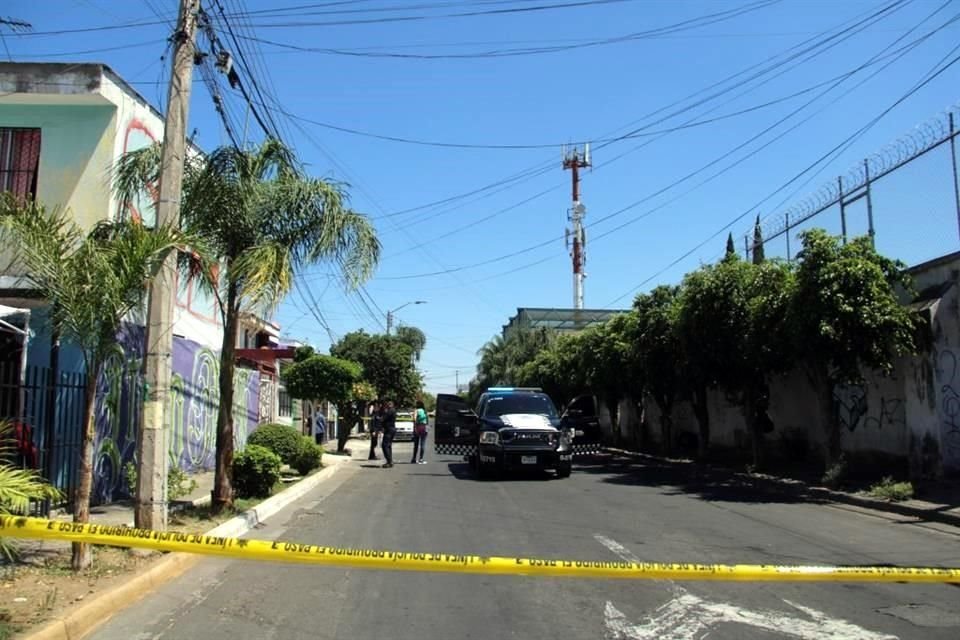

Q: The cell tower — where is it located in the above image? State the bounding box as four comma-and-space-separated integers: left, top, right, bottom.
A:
562, 143, 590, 310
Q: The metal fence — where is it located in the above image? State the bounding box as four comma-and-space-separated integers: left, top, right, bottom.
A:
0, 362, 86, 514
745, 107, 960, 265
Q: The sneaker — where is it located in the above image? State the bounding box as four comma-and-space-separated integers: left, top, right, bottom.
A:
382, 463, 393, 468
418, 460, 427, 464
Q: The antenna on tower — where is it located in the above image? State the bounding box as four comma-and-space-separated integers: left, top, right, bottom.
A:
562, 144, 591, 310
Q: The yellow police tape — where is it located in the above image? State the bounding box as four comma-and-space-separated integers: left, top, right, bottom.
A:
2, 515, 958, 583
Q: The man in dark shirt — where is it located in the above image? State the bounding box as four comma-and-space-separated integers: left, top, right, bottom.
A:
368, 402, 383, 461
380, 400, 397, 468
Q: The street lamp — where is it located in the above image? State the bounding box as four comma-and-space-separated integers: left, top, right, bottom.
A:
386, 300, 426, 335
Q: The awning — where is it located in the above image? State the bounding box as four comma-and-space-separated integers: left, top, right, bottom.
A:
0, 304, 30, 336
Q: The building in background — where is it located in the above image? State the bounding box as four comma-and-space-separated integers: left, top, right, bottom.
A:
501, 307, 627, 339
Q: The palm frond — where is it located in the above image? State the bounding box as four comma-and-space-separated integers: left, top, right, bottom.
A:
111, 143, 163, 217
0, 420, 61, 561
232, 242, 293, 314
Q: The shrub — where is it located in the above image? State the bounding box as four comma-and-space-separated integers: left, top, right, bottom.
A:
123, 456, 199, 501
867, 476, 914, 502
821, 454, 847, 489
232, 445, 281, 498
247, 423, 302, 465
291, 436, 324, 476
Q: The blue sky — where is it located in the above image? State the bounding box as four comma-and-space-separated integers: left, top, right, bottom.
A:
5, 0, 960, 395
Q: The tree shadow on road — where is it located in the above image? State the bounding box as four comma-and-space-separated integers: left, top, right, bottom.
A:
575, 453, 821, 505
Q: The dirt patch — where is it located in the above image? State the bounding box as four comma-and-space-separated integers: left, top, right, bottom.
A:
0, 471, 315, 638
1, 545, 163, 639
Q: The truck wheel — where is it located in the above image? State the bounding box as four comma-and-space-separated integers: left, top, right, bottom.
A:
556, 461, 572, 479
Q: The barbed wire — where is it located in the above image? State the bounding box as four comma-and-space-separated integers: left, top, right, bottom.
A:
748, 102, 960, 247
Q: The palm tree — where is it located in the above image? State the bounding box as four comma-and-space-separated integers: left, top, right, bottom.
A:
0, 196, 194, 569
395, 325, 427, 362
114, 139, 380, 513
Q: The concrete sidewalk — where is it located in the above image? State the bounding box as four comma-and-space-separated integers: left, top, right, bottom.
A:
605, 447, 960, 528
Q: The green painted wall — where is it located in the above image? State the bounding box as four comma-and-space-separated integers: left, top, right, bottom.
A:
0, 103, 116, 229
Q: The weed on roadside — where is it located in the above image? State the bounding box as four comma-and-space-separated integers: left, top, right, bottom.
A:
821, 455, 848, 488
867, 476, 914, 502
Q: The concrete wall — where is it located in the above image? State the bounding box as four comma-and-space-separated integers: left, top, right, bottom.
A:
642, 262, 960, 478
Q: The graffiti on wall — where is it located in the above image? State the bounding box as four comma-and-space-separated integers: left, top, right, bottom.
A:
92, 325, 144, 504
833, 383, 906, 433
121, 119, 158, 226
89, 329, 261, 503
935, 349, 960, 472
169, 336, 260, 474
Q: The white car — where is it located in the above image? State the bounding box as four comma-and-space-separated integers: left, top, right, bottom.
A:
394, 411, 415, 441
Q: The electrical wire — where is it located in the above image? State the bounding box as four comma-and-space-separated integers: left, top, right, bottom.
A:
367, 0, 911, 221
373, 0, 944, 279
602, 43, 960, 308
233, 0, 643, 28
237, 0, 780, 59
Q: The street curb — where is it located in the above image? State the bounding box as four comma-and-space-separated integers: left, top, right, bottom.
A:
19, 456, 353, 640
602, 447, 960, 529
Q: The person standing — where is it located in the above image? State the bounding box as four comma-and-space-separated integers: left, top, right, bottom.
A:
380, 400, 397, 468
410, 400, 429, 464
313, 409, 327, 446
368, 402, 383, 461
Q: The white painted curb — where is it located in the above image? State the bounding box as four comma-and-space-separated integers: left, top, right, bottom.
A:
206, 456, 352, 538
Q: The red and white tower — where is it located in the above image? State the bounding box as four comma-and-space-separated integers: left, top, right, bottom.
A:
563, 143, 591, 310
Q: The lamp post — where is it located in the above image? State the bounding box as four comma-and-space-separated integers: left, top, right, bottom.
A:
386, 300, 426, 335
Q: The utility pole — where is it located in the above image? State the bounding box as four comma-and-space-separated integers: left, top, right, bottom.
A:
455, 369, 459, 392
563, 144, 590, 310
136, 0, 199, 531
386, 310, 394, 336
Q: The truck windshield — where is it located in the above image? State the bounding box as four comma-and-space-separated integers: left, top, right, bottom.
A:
483, 394, 558, 418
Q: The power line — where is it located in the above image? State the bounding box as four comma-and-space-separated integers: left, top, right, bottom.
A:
604, 45, 960, 308
365, 0, 911, 221
230, 0, 644, 28
235, 0, 780, 59
373, 1, 947, 280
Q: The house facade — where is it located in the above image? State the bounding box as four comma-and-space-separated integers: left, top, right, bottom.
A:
0, 62, 295, 506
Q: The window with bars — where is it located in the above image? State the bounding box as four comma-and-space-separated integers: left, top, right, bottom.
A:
278, 388, 293, 418
0, 128, 42, 200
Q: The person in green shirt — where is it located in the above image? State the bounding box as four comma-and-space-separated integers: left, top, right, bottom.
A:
410, 399, 429, 464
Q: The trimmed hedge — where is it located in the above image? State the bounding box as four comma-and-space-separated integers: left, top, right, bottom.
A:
291, 436, 324, 476
232, 444, 281, 498
247, 423, 301, 465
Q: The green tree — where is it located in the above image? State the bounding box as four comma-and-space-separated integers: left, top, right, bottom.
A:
283, 351, 364, 453
0, 198, 193, 568
725, 232, 736, 260
632, 285, 682, 454
791, 229, 917, 466
516, 332, 584, 410
576, 323, 629, 444
330, 331, 421, 406
475, 327, 554, 392
113, 139, 380, 513
394, 324, 427, 362
679, 257, 794, 464
752, 215, 765, 264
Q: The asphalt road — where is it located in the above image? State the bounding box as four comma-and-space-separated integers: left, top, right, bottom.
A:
92, 444, 960, 640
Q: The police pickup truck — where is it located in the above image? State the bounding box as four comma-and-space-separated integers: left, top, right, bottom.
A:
434, 387, 601, 479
